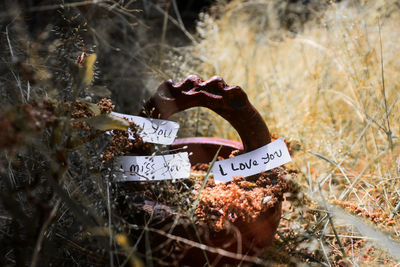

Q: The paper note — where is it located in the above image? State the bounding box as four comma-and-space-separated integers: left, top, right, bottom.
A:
212, 138, 292, 182
115, 152, 191, 181
111, 112, 179, 145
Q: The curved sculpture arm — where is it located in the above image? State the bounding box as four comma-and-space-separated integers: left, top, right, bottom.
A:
139, 75, 271, 152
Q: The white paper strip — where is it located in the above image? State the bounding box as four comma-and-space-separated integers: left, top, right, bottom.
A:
115, 152, 191, 181
111, 112, 179, 145
212, 138, 292, 182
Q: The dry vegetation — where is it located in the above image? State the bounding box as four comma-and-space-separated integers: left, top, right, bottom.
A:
2, 0, 400, 266
183, 0, 400, 265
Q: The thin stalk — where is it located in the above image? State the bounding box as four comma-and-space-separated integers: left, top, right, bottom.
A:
144, 227, 153, 267
106, 177, 114, 267
145, 226, 267, 265
190, 146, 222, 219
171, 0, 185, 30
378, 18, 393, 151
160, 2, 169, 48
318, 184, 347, 259
191, 221, 210, 266
188, 147, 222, 265
150, 2, 198, 44
30, 200, 61, 267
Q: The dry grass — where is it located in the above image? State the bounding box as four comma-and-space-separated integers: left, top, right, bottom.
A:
180, 0, 400, 265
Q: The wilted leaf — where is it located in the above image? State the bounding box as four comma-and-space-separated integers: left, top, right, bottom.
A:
78, 113, 129, 131
83, 101, 101, 116
87, 85, 112, 97
78, 53, 97, 88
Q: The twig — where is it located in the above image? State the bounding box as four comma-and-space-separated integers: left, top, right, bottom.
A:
318, 185, 347, 259
308, 151, 351, 186
119, 217, 153, 267
176, 145, 221, 265
55, 233, 108, 263
317, 118, 372, 187
160, 2, 170, 48
327, 203, 400, 261
171, 0, 185, 30
106, 176, 114, 267
190, 146, 222, 219
150, 2, 198, 44
190, 221, 210, 266
187, 147, 223, 266
5, 25, 15, 60
10, 70, 25, 103
307, 161, 313, 194
378, 18, 393, 151
275, 231, 328, 266
145, 227, 153, 267
144, 226, 267, 265
319, 239, 332, 267
389, 191, 400, 219
339, 151, 384, 201
30, 200, 61, 267
5, 152, 16, 188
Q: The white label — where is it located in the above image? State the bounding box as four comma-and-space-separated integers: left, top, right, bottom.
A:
115, 152, 191, 181
111, 112, 179, 145
212, 138, 292, 182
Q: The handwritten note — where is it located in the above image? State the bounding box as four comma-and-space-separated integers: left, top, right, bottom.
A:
111, 112, 179, 145
212, 138, 291, 182
115, 152, 191, 181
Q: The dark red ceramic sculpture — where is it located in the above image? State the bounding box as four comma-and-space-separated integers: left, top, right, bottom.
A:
138, 75, 283, 264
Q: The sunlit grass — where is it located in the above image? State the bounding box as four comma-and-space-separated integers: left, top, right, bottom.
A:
188, 0, 400, 264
